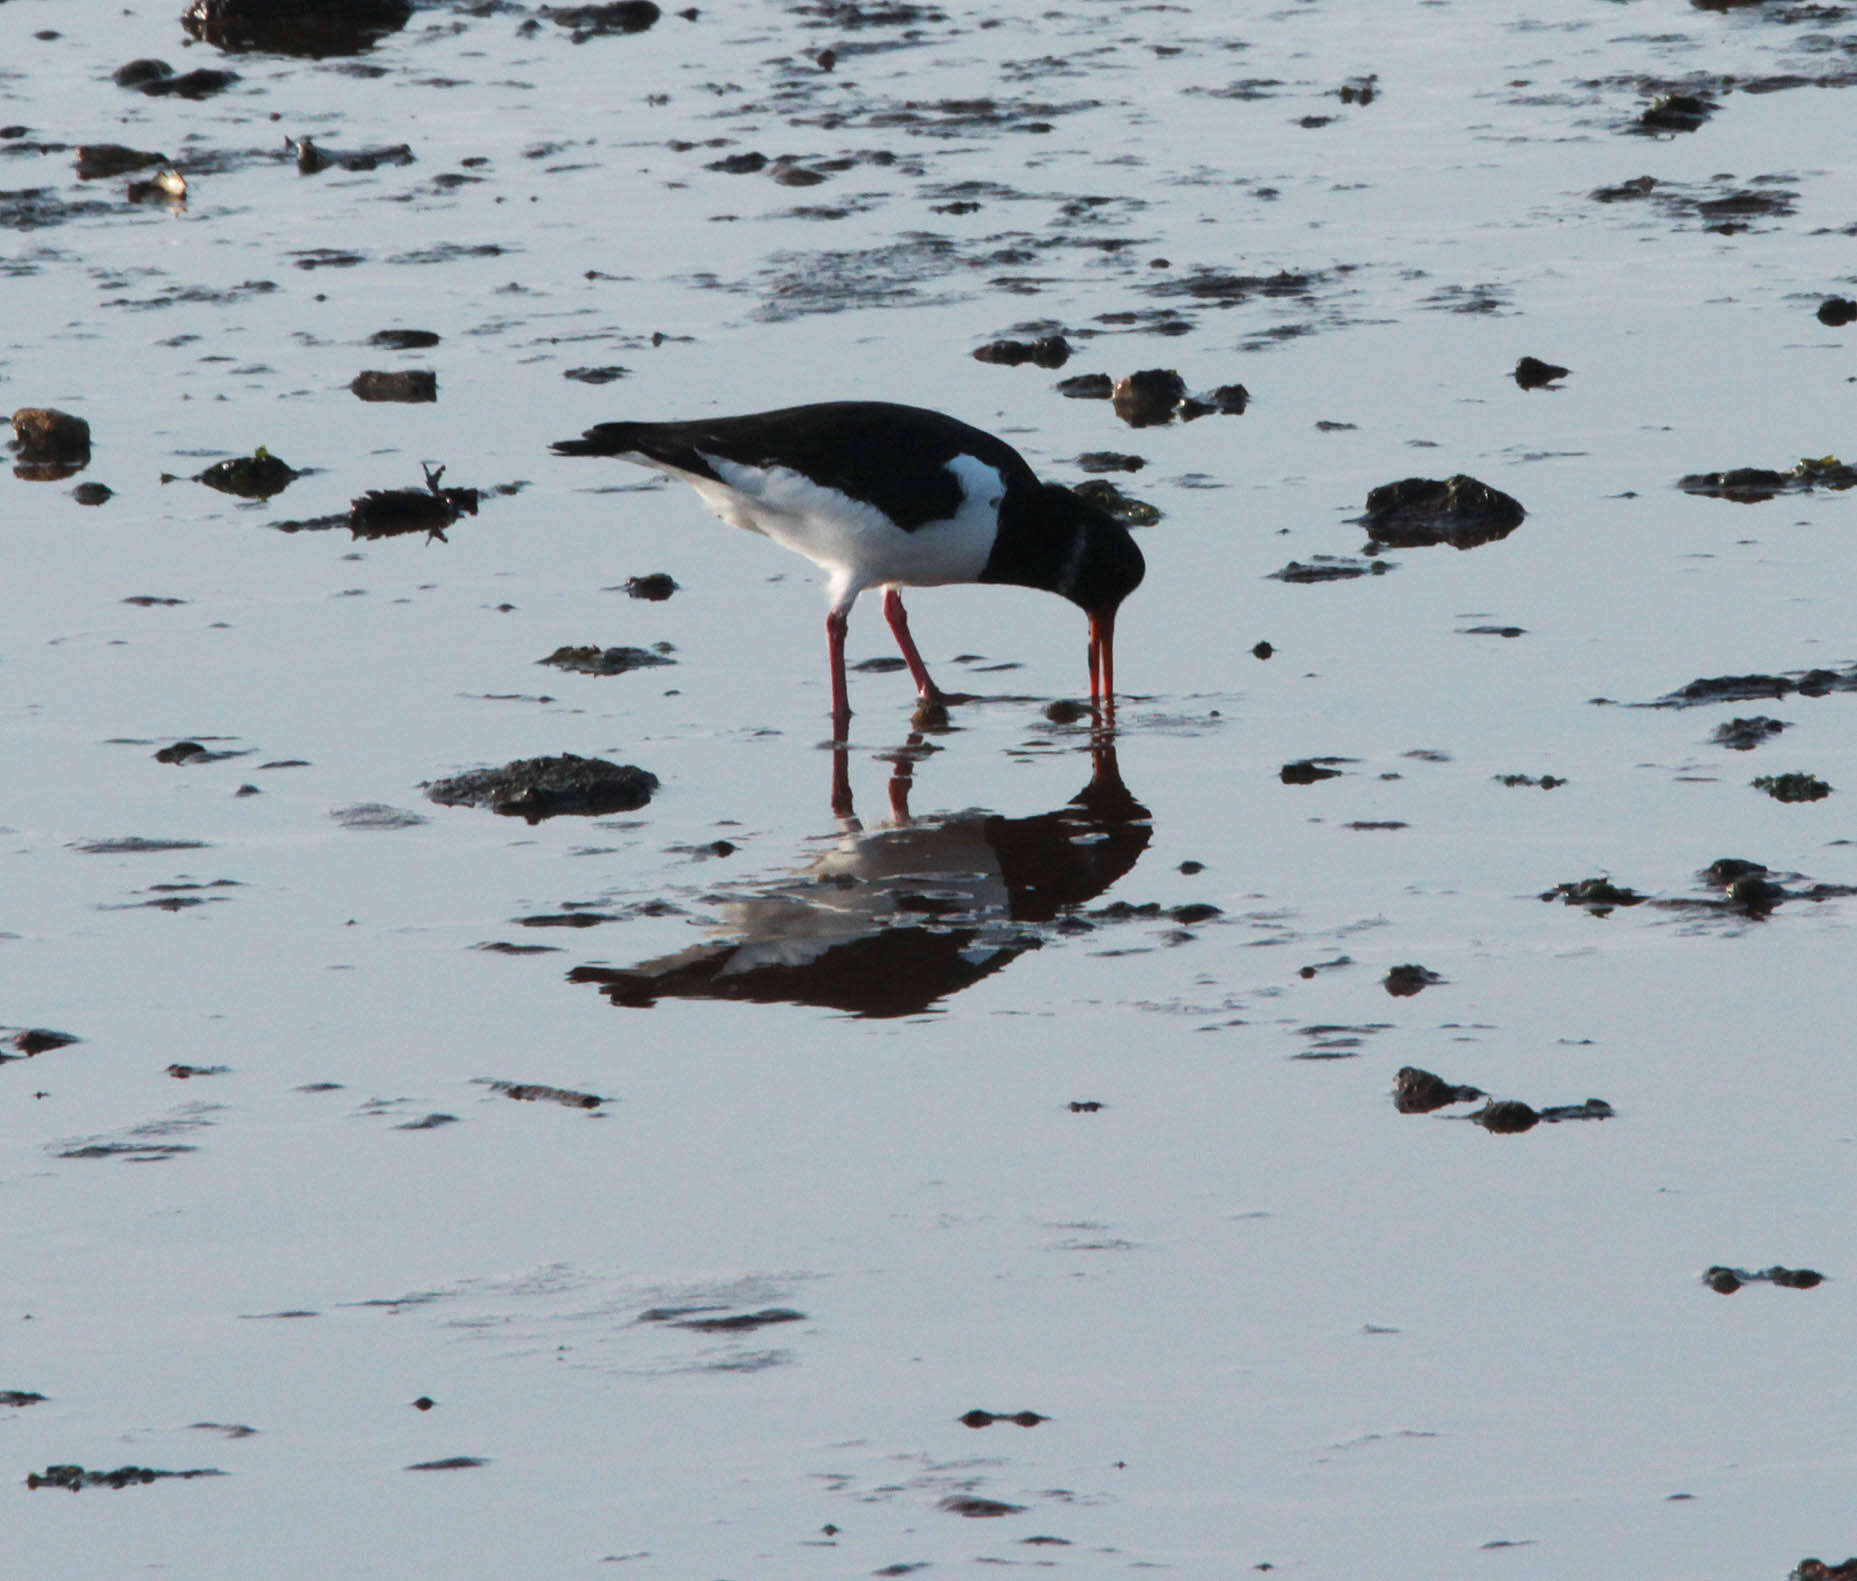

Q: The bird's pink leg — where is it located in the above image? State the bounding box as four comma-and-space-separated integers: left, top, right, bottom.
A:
882, 588, 946, 704
825, 606, 853, 724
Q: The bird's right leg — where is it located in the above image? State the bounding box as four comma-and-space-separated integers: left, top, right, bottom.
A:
825, 601, 854, 725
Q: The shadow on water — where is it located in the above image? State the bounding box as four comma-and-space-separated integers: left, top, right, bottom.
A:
568, 738, 1151, 1018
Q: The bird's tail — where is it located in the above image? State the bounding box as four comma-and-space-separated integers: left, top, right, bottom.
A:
551, 422, 642, 458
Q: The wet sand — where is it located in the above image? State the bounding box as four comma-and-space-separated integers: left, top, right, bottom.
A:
5, 1, 1857, 1575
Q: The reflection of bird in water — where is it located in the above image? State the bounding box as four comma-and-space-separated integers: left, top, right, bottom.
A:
569, 743, 1150, 1019
552, 402, 1145, 727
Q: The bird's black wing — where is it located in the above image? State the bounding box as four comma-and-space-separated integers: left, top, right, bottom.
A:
554, 402, 1041, 532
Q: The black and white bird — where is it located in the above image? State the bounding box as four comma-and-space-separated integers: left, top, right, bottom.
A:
552, 401, 1145, 723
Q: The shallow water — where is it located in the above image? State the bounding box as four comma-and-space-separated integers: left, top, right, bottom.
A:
6, 0, 1857, 1575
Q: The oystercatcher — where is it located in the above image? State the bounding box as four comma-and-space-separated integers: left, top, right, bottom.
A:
552, 401, 1145, 722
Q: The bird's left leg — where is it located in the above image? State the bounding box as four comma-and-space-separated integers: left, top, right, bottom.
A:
881, 587, 947, 706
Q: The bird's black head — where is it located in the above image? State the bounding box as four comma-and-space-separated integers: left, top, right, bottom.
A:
1060, 489, 1146, 620
984, 484, 1145, 710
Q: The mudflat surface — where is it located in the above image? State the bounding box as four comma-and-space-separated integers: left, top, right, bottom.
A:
5, 1, 1857, 1576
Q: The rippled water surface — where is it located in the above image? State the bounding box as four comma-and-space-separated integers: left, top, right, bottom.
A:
6, 0, 1857, 1575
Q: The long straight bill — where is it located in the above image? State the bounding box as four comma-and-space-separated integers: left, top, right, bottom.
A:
1088, 605, 1117, 711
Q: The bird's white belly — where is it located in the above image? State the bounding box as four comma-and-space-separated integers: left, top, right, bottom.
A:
696, 454, 1003, 595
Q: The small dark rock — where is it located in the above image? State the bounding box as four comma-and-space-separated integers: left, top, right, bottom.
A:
1701, 857, 1769, 890
1513, 355, 1568, 389
370, 328, 440, 350
669, 1307, 804, 1332
1473, 1099, 1540, 1134
1280, 760, 1343, 785
127, 169, 189, 205
285, 136, 414, 173
113, 59, 174, 88
12, 407, 91, 463
1075, 451, 1145, 474
1541, 876, 1645, 911
482, 1080, 604, 1109
1711, 715, 1788, 750
1657, 672, 1824, 708
1070, 478, 1160, 526
539, 644, 674, 676
75, 143, 168, 179
1816, 297, 1857, 327
1383, 963, 1442, 997
350, 369, 437, 403
1677, 467, 1790, 502
544, 1, 661, 37
1054, 372, 1114, 399
1752, 772, 1832, 803
424, 753, 659, 823
1792, 1560, 1857, 1581
1112, 368, 1186, 427
182, 0, 413, 55
1638, 92, 1715, 133
706, 151, 769, 174
1393, 1066, 1485, 1114
6, 1028, 80, 1058
136, 68, 240, 99
623, 573, 678, 600
1706, 1264, 1826, 1295
197, 448, 298, 499
1362, 475, 1525, 549
940, 1495, 1026, 1518
973, 335, 1071, 369
1269, 556, 1387, 583
1727, 873, 1787, 911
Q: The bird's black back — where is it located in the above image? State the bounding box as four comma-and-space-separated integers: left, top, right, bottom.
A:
553, 401, 1044, 533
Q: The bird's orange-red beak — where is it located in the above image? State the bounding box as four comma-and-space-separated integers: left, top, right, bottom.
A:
1088, 605, 1117, 712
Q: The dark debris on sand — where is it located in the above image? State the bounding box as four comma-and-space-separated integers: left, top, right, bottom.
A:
349, 464, 478, 540
182, 0, 412, 56
538, 644, 675, 675
1652, 665, 1857, 708
27, 1463, 225, 1491
1361, 475, 1525, 550
1704, 1264, 1824, 1295
424, 754, 659, 823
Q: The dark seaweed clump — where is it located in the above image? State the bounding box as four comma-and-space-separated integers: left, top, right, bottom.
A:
424, 754, 659, 822
1751, 772, 1831, 803
182, 0, 413, 56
